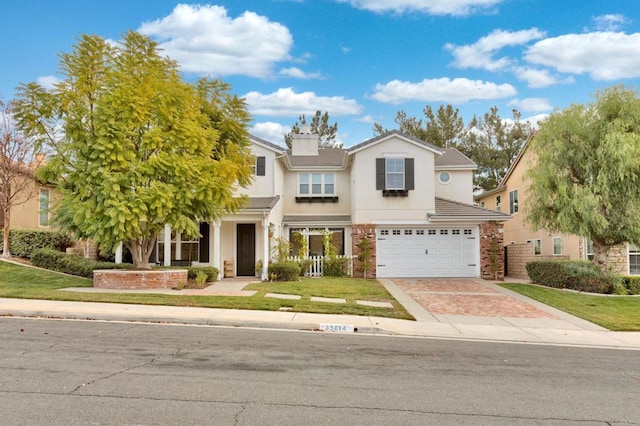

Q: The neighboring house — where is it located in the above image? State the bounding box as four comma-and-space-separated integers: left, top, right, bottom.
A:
0, 158, 55, 232
147, 129, 509, 279
476, 135, 637, 277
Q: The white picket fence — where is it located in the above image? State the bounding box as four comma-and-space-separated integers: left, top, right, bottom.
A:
285, 255, 355, 277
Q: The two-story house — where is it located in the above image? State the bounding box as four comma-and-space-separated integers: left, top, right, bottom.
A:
150, 129, 510, 279
476, 135, 638, 278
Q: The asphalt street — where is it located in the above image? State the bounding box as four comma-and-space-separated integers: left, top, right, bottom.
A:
1, 317, 639, 425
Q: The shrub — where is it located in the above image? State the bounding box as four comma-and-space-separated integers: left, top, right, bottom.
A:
268, 261, 301, 281
0, 229, 73, 258
525, 260, 616, 294
323, 256, 349, 277
186, 266, 218, 282
622, 276, 640, 295
31, 248, 132, 278
194, 271, 208, 288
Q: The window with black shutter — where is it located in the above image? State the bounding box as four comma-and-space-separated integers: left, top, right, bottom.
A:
256, 156, 266, 176
376, 157, 414, 196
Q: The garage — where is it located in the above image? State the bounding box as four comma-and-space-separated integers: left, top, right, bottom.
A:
376, 227, 478, 278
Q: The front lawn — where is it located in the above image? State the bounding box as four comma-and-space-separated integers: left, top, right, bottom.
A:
501, 283, 640, 331
0, 261, 412, 320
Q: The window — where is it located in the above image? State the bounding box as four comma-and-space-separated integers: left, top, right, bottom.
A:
298, 173, 335, 196
380, 230, 389, 236
157, 231, 200, 264
629, 244, 640, 275
452, 229, 460, 235
428, 229, 436, 235
533, 239, 541, 255
509, 190, 519, 214
464, 229, 473, 235
438, 171, 451, 184
252, 156, 265, 176
290, 228, 345, 256
385, 158, 405, 190
404, 229, 412, 235
553, 237, 562, 255
38, 188, 50, 227
586, 239, 594, 261
496, 195, 501, 212
440, 229, 448, 235
392, 229, 401, 235
376, 157, 414, 195
416, 230, 425, 235
480, 201, 485, 208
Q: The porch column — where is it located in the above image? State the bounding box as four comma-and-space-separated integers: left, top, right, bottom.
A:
212, 221, 221, 280
114, 242, 123, 264
261, 216, 269, 280
163, 224, 171, 267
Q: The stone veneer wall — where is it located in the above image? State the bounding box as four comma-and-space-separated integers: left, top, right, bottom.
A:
479, 222, 505, 281
599, 243, 628, 274
93, 269, 188, 289
351, 224, 377, 278
505, 243, 569, 279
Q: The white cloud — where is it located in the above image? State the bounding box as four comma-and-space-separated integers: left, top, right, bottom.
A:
244, 88, 364, 116
36, 75, 61, 90
507, 98, 552, 112
512, 66, 562, 88
370, 78, 516, 104
525, 32, 640, 80
138, 4, 292, 78
250, 122, 290, 144
591, 14, 628, 32
522, 113, 549, 128
335, 0, 503, 16
356, 115, 376, 124
279, 67, 324, 79
446, 28, 545, 71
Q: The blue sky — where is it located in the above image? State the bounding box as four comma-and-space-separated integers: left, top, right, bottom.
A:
2, 0, 639, 147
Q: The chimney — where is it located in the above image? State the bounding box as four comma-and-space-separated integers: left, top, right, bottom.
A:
291, 125, 319, 156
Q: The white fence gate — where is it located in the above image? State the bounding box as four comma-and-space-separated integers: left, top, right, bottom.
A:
285, 255, 355, 277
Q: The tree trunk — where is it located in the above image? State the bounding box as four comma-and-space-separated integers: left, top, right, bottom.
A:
125, 235, 157, 269
2, 206, 10, 258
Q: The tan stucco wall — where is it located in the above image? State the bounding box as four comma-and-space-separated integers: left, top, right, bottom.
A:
7, 179, 58, 231
477, 148, 583, 260
281, 168, 351, 215
350, 136, 436, 224
239, 144, 279, 197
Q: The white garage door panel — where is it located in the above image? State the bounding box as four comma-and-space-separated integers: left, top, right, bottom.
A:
376, 227, 477, 278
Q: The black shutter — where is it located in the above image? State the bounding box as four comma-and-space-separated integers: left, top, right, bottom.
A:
199, 222, 210, 263
376, 158, 385, 190
405, 158, 414, 190
256, 156, 266, 176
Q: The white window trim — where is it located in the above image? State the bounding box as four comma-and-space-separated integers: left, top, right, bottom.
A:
297, 172, 336, 196
438, 171, 452, 185
533, 239, 541, 255
552, 236, 562, 255
509, 189, 519, 214
496, 195, 502, 212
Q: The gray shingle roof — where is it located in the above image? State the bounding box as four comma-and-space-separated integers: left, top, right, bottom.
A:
250, 135, 285, 153
435, 148, 476, 169
347, 130, 444, 154
245, 196, 280, 210
431, 197, 511, 221
285, 149, 348, 168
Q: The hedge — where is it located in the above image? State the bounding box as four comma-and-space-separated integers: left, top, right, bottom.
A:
31, 248, 133, 278
525, 260, 620, 294
323, 257, 350, 277
0, 229, 73, 258
268, 261, 301, 281
185, 266, 219, 282
622, 276, 640, 295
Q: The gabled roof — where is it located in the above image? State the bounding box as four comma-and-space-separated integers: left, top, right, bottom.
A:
347, 130, 444, 156
250, 135, 286, 153
284, 149, 348, 169
430, 197, 511, 222
435, 148, 476, 170
245, 196, 280, 211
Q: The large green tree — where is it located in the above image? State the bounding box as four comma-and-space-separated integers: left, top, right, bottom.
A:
458, 107, 531, 191
14, 32, 252, 268
527, 85, 640, 270
284, 110, 340, 148
374, 105, 464, 148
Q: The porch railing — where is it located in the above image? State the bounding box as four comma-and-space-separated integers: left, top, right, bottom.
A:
284, 255, 355, 277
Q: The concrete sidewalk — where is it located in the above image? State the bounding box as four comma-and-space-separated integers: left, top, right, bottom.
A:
1, 277, 640, 350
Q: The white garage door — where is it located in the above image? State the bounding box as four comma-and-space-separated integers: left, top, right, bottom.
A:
376, 227, 478, 278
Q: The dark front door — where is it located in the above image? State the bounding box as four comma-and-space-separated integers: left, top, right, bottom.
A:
236, 224, 256, 276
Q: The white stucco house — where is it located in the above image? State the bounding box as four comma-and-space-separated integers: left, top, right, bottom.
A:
146, 129, 510, 279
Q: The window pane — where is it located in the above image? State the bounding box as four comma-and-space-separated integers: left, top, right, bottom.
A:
324, 174, 334, 184
39, 189, 50, 227
300, 184, 309, 194
387, 174, 404, 189
324, 184, 334, 194
312, 183, 322, 194
312, 173, 321, 184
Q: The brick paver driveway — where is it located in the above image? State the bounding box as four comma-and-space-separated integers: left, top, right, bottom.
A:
392, 278, 556, 319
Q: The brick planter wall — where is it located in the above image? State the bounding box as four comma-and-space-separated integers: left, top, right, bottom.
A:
93, 269, 188, 289
505, 243, 569, 279
479, 222, 505, 281
351, 224, 377, 278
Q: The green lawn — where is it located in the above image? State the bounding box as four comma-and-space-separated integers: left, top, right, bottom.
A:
0, 261, 413, 320
501, 283, 640, 331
